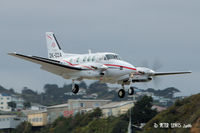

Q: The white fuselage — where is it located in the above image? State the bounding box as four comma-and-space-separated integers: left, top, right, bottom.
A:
59, 52, 136, 84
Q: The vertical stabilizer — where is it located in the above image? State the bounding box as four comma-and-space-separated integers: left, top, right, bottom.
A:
46, 32, 64, 59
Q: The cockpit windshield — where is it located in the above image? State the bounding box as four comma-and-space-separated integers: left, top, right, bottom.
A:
105, 54, 121, 60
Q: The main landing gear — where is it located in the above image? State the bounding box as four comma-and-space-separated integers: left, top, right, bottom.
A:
118, 84, 135, 98
72, 80, 79, 94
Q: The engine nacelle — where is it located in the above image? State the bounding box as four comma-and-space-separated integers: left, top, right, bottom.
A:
132, 77, 152, 83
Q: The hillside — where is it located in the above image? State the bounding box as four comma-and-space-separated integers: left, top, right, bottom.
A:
140, 93, 200, 133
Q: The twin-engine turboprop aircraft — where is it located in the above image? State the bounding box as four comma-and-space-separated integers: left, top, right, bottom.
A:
8, 32, 191, 98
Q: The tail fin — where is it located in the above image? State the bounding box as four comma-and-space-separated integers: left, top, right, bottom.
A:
46, 32, 64, 59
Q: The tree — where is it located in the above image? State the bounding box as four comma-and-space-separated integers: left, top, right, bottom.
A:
89, 107, 103, 118
8, 101, 16, 111
130, 95, 157, 125
12, 121, 32, 133
23, 101, 31, 109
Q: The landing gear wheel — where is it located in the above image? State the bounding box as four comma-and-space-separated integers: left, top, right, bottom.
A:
128, 87, 134, 95
72, 84, 79, 94
118, 89, 125, 98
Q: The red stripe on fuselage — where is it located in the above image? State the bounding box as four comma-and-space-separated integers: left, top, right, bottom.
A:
104, 64, 137, 71
63, 60, 94, 70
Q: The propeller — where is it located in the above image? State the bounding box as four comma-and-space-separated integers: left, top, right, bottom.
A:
139, 59, 163, 86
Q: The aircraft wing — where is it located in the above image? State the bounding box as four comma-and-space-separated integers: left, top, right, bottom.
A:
8, 53, 84, 78
153, 71, 191, 76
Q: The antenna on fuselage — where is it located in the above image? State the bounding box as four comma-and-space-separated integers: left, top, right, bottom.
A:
88, 49, 91, 54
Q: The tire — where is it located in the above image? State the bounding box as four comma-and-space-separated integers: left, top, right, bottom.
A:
128, 87, 134, 95
118, 89, 125, 98
72, 84, 79, 94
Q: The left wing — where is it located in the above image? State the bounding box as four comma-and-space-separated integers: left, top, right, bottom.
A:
8, 53, 85, 78
153, 71, 192, 76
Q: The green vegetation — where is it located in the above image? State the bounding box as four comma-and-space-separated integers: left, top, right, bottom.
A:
140, 93, 200, 133
129, 95, 157, 125
12, 96, 158, 133
12, 122, 32, 133
12, 108, 129, 133
144, 87, 180, 99
0, 83, 180, 106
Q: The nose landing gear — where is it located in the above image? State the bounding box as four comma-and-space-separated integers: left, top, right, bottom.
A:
118, 84, 135, 98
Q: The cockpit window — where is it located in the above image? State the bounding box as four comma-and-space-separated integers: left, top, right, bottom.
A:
105, 54, 121, 60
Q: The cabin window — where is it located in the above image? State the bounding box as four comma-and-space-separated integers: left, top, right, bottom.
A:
76, 57, 80, 63
92, 56, 95, 62
87, 56, 91, 62
105, 54, 121, 60
83, 57, 87, 62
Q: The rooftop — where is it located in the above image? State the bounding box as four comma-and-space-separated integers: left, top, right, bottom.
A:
68, 99, 111, 102
0, 115, 17, 118
100, 101, 133, 109
47, 103, 68, 109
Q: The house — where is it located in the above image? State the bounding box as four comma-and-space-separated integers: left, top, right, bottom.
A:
30, 103, 46, 111
0, 115, 27, 132
27, 110, 47, 127
47, 103, 69, 124
68, 99, 111, 115
0, 93, 24, 111
152, 105, 167, 112
100, 101, 134, 117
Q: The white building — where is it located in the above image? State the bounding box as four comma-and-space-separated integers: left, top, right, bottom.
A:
0, 93, 24, 112
0, 115, 27, 131
0, 94, 12, 111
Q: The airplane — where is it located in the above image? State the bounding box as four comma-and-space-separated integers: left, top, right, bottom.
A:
8, 32, 191, 98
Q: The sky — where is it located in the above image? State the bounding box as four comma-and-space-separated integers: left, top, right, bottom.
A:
0, 0, 199, 96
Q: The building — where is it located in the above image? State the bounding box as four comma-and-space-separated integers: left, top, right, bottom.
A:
100, 101, 134, 117
27, 110, 47, 127
0, 115, 27, 131
0, 93, 12, 111
47, 103, 69, 124
30, 103, 46, 111
152, 105, 167, 112
12, 95, 24, 111
0, 93, 24, 112
68, 99, 111, 115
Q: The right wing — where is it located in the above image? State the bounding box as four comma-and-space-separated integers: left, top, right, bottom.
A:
153, 71, 192, 76
8, 53, 85, 78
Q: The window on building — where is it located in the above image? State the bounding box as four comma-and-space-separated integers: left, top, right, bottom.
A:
39, 118, 42, 122
80, 103, 85, 107
1, 102, 3, 104
93, 103, 100, 107
7, 98, 10, 100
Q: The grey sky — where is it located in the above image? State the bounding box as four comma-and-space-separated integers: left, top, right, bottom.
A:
0, 0, 199, 96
